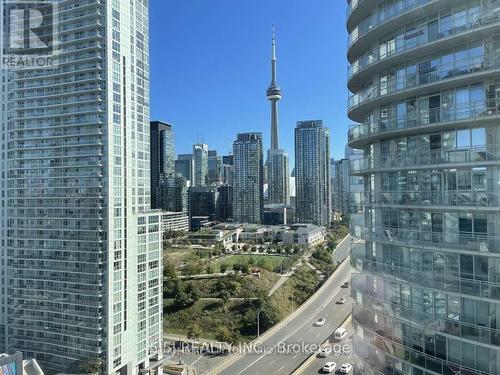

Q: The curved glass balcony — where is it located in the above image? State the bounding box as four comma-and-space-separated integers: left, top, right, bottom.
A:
348, 10, 500, 81
350, 145, 500, 174
353, 299, 500, 348
352, 320, 492, 375
348, 55, 500, 112
348, 0, 435, 48
350, 190, 500, 209
351, 248, 500, 301
351, 224, 500, 253
348, 99, 499, 146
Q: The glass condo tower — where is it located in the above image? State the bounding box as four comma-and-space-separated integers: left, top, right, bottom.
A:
348, 0, 500, 374
1, 0, 163, 373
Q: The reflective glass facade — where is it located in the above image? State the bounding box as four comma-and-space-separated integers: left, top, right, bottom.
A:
2, 0, 162, 373
347, 0, 500, 374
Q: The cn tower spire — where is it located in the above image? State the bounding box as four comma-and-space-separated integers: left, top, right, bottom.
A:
266, 26, 282, 150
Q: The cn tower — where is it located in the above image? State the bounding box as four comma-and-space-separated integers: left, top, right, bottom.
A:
266, 27, 290, 206
266, 27, 282, 150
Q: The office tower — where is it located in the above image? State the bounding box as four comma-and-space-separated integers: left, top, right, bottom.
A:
193, 143, 208, 186
294, 121, 331, 226
157, 174, 188, 213
347, 1, 500, 374
150, 120, 174, 208
330, 158, 340, 213
188, 186, 218, 220
175, 154, 194, 184
233, 133, 264, 223
222, 155, 234, 185
208, 150, 222, 184
217, 185, 233, 221
2, 1, 163, 373
266, 28, 290, 205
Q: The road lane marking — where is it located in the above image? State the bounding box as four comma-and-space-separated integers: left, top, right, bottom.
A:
235, 279, 346, 374
191, 355, 203, 366
278, 365, 285, 371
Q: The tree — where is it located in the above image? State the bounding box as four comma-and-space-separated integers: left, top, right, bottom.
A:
256, 297, 280, 331
182, 261, 203, 276
163, 260, 177, 279
206, 264, 215, 274
240, 263, 250, 274
242, 244, 250, 252
215, 325, 238, 344
232, 263, 242, 272
173, 281, 199, 307
187, 321, 202, 339
220, 263, 228, 274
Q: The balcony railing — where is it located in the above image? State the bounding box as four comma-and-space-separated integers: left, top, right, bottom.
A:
348, 99, 500, 144
348, 0, 435, 47
348, 9, 500, 79
351, 248, 500, 301
350, 190, 500, 208
351, 224, 500, 253
349, 55, 500, 111
350, 145, 500, 174
352, 319, 492, 375
352, 297, 500, 348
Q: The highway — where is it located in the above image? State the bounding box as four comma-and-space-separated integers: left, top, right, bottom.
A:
299, 321, 354, 375
217, 236, 353, 375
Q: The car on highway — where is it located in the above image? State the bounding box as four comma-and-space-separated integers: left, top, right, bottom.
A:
337, 297, 347, 304
341, 281, 350, 288
315, 317, 326, 326
339, 363, 353, 373
334, 327, 348, 341
322, 361, 337, 373
317, 347, 332, 358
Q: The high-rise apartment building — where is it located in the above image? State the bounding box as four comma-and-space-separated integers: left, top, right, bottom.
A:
150, 120, 174, 207
188, 186, 218, 221
193, 143, 208, 187
233, 133, 264, 223
157, 174, 188, 213
2, 1, 163, 373
347, 1, 500, 374
175, 153, 194, 184
207, 150, 222, 184
266, 28, 290, 205
295, 121, 331, 226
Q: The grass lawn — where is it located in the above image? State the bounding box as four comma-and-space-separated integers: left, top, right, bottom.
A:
165, 247, 213, 266
208, 254, 287, 273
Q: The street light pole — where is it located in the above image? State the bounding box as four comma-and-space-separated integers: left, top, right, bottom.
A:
257, 309, 261, 338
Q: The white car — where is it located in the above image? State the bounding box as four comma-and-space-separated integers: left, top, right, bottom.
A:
338, 297, 347, 304
339, 363, 354, 373
317, 347, 332, 358
322, 361, 337, 373
315, 317, 326, 326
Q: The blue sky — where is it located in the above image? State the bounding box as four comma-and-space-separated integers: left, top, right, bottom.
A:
150, 0, 349, 161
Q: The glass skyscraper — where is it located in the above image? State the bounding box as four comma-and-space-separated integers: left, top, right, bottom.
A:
348, 0, 500, 374
233, 133, 264, 224
2, 0, 163, 373
294, 120, 331, 227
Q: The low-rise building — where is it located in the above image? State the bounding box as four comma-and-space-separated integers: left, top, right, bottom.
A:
282, 224, 325, 246
188, 229, 238, 247
161, 211, 190, 233
238, 224, 269, 242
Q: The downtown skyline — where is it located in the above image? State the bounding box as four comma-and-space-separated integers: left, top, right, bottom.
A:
149, 0, 349, 161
